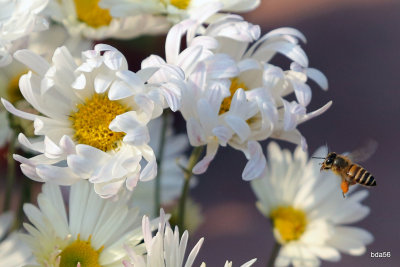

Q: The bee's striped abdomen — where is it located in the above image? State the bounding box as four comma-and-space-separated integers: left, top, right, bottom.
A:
347, 164, 376, 187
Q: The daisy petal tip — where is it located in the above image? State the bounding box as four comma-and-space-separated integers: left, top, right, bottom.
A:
301, 136, 308, 151
192, 158, 210, 175
1, 97, 10, 107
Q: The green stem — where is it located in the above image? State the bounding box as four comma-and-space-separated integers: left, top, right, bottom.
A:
14, 178, 31, 230
177, 146, 204, 231
3, 130, 16, 212
267, 242, 281, 267
154, 112, 169, 217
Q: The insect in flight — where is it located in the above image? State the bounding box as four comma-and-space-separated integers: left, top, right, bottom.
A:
313, 141, 378, 197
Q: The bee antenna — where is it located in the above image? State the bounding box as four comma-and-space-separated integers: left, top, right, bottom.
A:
311, 156, 325, 159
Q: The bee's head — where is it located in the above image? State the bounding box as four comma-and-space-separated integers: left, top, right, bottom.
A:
321, 152, 337, 171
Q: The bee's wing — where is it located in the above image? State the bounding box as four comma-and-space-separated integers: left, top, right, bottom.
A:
346, 139, 378, 162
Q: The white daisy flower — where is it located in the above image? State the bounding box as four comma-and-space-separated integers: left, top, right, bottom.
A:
0, 0, 49, 66
143, 12, 331, 180
130, 116, 191, 216
45, 0, 170, 40
251, 142, 373, 267
0, 24, 91, 145
0, 24, 91, 103
123, 210, 256, 267
2, 44, 178, 197
0, 24, 91, 91
101, 0, 260, 25
0, 212, 33, 266
22, 180, 163, 267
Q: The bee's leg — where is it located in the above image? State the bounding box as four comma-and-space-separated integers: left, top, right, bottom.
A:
341, 180, 349, 198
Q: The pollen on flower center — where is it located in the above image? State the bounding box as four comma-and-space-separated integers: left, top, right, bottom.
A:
7, 73, 25, 104
70, 94, 129, 152
219, 77, 249, 115
74, 0, 112, 28
270, 206, 307, 243
170, 0, 191, 10
59, 235, 103, 267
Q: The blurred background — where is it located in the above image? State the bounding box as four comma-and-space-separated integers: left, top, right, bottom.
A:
189, 0, 400, 266
1, 0, 399, 266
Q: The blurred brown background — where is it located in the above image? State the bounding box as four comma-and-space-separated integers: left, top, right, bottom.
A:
189, 0, 400, 266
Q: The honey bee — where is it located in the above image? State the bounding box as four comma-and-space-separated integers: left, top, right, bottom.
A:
314, 141, 378, 197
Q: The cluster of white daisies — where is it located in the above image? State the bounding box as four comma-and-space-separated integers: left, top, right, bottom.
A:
0, 0, 372, 266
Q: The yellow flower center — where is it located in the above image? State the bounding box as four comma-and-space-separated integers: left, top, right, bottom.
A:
59, 235, 103, 267
219, 77, 249, 115
70, 94, 129, 152
6, 73, 25, 104
170, 0, 191, 9
74, 0, 112, 28
270, 206, 307, 243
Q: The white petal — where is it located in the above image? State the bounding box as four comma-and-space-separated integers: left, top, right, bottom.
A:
177, 45, 204, 75
328, 226, 373, 256
44, 136, 64, 159
161, 81, 183, 112
123, 126, 150, 146
134, 95, 154, 120
283, 100, 298, 131
197, 98, 218, 134
94, 72, 114, 93
239, 259, 257, 267
104, 50, 126, 70
1, 98, 37, 121
18, 133, 44, 153
186, 118, 206, 146
36, 165, 80, 185
307, 68, 328, 91
125, 173, 140, 191
264, 27, 307, 43
192, 143, 217, 175
140, 157, 157, 182
93, 180, 125, 198
331, 204, 370, 225
166, 20, 196, 64
110, 111, 143, 133
136, 67, 159, 82
225, 115, 250, 143
20, 164, 44, 182
94, 44, 119, 53
242, 141, 266, 181
184, 237, 204, 267
59, 135, 76, 155
254, 42, 309, 67
72, 73, 86, 90
237, 58, 261, 73
291, 80, 312, 107
212, 126, 232, 146
190, 36, 218, 51
307, 245, 341, 262
14, 49, 50, 76
204, 53, 239, 79
116, 70, 144, 91
108, 80, 133, 100
299, 101, 332, 124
